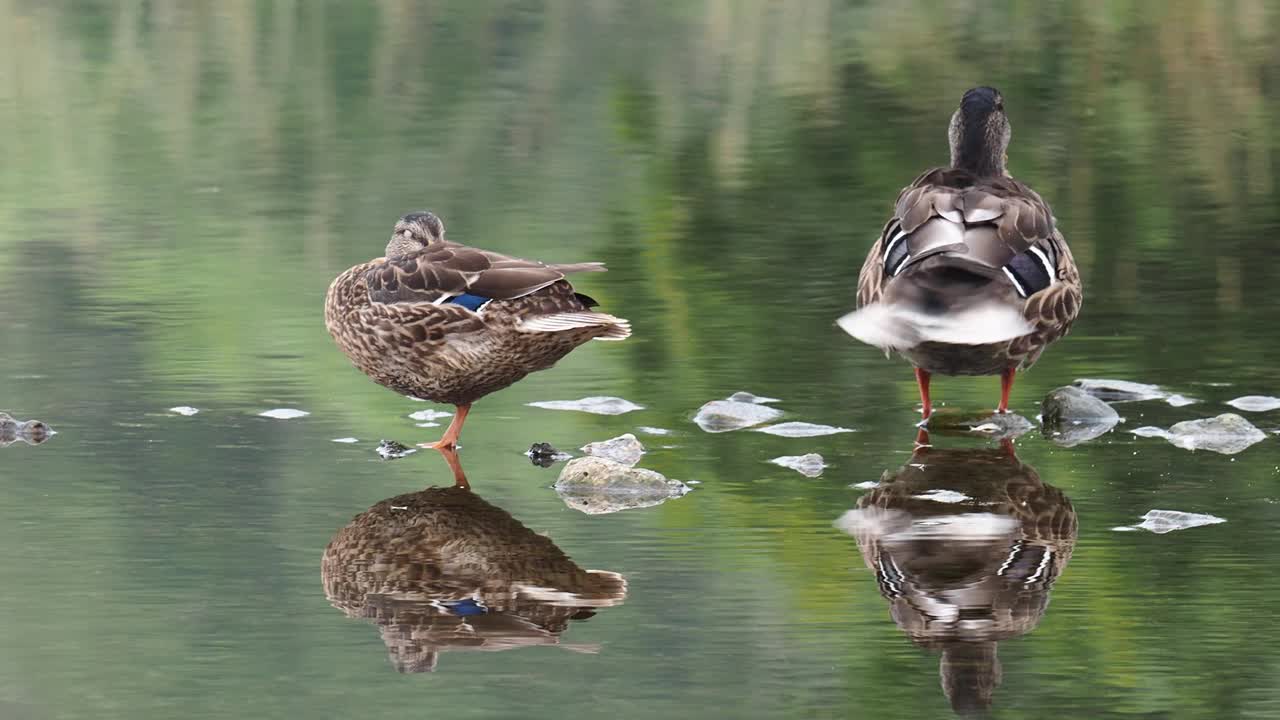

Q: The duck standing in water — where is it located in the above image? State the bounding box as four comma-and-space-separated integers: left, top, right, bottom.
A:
840, 87, 1082, 419
325, 211, 630, 450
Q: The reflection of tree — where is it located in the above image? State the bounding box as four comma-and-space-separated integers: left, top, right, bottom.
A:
322, 472, 627, 672
843, 438, 1076, 715
5, 0, 1278, 406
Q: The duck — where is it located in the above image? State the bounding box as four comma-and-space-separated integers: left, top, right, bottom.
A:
325, 211, 631, 450
322, 474, 627, 672
839, 87, 1082, 419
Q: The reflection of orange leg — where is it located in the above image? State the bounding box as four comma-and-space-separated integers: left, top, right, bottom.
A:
997, 368, 1016, 414
417, 404, 471, 451
1000, 437, 1017, 458
435, 445, 470, 489
914, 427, 931, 449
915, 368, 933, 419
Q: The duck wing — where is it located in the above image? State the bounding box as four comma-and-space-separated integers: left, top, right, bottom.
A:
364, 243, 605, 306
862, 168, 1058, 296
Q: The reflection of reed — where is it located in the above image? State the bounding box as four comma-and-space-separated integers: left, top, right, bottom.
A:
322, 484, 627, 673
843, 439, 1076, 716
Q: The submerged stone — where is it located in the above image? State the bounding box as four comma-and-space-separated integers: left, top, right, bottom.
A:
1164, 413, 1266, 454
754, 422, 854, 438
527, 397, 645, 415
554, 456, 690, 514
1129, 509, 1226, 534
527, 442, 572, 468
376, 439, 417, 460
258, 408, 309, 419
1040, 386, 1121, 447
769, 453, 826, 477
168, 406, 200, 416
1072, 378, 1166, 402
580, 433, 645, 467
0, 413, 53, 447
1226, 396, 1280, 413
924, 408, 1033, 439
692, 399, 783, 433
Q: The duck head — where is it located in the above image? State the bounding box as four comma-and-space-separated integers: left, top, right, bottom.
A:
948, 86, 1010, 178
385, 211, 445, 259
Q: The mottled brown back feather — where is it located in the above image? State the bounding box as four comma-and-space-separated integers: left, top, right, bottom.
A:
854, 166, 1082, 373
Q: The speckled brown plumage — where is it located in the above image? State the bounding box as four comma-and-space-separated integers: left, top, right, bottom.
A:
325, 211, 630, 447
322, 485, 626, 673
847, 440, 1076, 714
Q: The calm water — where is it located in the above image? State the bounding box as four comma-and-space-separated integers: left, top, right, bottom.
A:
4, 2, 1280, 718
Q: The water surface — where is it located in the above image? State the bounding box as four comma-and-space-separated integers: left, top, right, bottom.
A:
3, 3, 1280, 718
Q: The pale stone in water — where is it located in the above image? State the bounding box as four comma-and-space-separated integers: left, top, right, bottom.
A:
258, 408, 309, 419
692, 399, 783, 433
580, 434, 645, 467
527, 396, 645, 415
754, 422, 853, 438
1164, 413, 1266, 454
769, 453, 826, 477
555, 456, 690, 515
1226, 396, 1280, 413
1131, 426, 1168, 438
1131, 509, 1226, 534
408, 409, 452, 421
168, 406, 199, 416
1041, 386, 1121, 447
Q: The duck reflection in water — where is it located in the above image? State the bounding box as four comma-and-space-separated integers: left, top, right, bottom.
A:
840, 431, 1076, 716
322, 448, 627, 673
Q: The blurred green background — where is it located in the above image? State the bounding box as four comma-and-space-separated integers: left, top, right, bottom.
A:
2, 1, 1280, 718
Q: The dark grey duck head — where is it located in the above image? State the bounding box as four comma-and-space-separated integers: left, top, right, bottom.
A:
948, 86, 1011, 178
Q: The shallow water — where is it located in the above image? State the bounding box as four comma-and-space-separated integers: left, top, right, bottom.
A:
4, 3, 1280, 718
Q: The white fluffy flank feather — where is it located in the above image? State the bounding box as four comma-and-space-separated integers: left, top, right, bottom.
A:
837, 301, 1033, 351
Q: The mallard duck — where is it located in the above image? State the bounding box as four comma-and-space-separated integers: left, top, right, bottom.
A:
322, 481, 627, 672
843, 434, 1077, 714
839, 87, 1082, 419
325, 211, 630, 449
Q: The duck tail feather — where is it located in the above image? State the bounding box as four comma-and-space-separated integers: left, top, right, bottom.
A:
518, 312, 631, 340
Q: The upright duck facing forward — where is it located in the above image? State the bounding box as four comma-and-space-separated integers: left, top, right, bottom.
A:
840, 87, 1082, 419
325, 212, 630, 449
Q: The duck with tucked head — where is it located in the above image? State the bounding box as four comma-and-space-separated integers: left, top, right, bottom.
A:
325, 212, 630, 450
840, 87, 1082, 419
